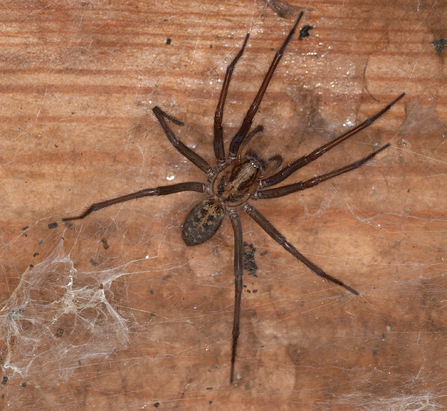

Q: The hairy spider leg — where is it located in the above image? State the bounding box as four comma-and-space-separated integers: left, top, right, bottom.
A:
225, 143, 395, 380
62, 182, 207, 221
244, 203, 359, 295
261, 93, 405, 188
228, 11, 304, 160
229, 208, 243, 384
63, 106, 213, 222
153, 106, 215, 177
257, 143, 390, 199
214, 34, 250, 166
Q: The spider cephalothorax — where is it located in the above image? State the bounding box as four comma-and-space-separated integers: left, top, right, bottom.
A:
63, 11, 405, 383
214, 153, 265, 205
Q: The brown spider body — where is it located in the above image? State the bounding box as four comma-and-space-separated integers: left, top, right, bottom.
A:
183, 155, 264, 245
63, 11, 405, 384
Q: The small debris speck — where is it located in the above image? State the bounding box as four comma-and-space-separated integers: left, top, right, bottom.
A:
48, 222, 58, 229
430, 38, 447, 53
101, 238, 110, 250
90, 259, 99, 266
243, 242, 258, 277
154, 402, 160, 408
266, 0, 290, 18
299, 25, 313, 40
56, 328, 64, 338
1, 376, 8, 385
22, 226, 29, 231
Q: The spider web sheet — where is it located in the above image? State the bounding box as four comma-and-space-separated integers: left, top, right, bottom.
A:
0, 0, 446, 410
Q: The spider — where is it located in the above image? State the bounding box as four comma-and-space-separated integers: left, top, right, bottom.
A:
63, 11, 405, 384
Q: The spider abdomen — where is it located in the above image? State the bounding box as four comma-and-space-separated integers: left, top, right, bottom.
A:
182, 198, 225, 246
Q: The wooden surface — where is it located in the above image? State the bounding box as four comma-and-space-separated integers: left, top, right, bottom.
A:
0, 0, 446, 409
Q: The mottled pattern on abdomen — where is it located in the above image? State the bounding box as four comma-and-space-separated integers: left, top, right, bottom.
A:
182, 199, 225, 246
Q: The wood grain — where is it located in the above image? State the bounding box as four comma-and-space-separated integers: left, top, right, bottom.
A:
0, 0, 445, 409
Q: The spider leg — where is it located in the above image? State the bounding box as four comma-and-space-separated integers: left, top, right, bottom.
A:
261, 93, 405, 188
243, 203, 359, 295
228, 11, 305, 160
214, 34, 250, 166
229, 208, 244, 384
62, 182, 206, 221
257, 143, 390, 200
153, 106, 215, 177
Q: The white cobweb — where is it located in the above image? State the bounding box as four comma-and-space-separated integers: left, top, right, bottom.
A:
0, 238, 130, 380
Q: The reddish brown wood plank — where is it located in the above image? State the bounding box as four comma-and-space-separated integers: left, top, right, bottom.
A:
0, 0, 445, 409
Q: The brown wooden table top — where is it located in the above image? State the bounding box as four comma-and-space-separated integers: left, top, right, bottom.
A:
0, 0, 445, 409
